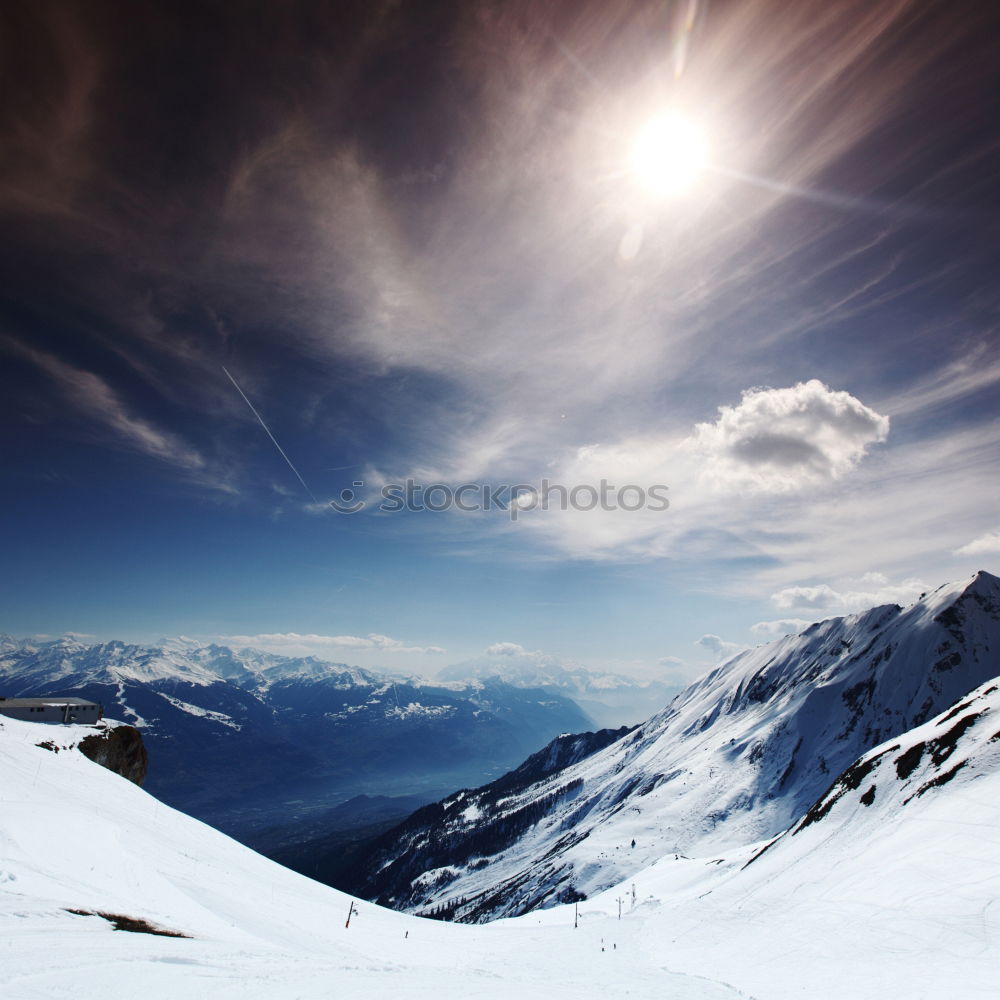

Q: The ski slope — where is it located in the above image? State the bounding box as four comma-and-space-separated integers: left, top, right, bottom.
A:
0, 714, 742, 1000
3, 692, 999, 1000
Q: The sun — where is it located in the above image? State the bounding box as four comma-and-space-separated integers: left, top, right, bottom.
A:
629, 113, 708, 196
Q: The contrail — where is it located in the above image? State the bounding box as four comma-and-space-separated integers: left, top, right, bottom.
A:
222, 366, 318, 504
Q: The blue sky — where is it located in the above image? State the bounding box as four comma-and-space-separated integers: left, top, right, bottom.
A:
1, 0, 998, 683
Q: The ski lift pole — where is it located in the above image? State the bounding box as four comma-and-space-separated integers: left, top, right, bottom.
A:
346, 900, 358, 928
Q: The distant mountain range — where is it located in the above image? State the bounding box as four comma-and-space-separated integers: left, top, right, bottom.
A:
341, 570, 1000, 921
0, 635, 595, 843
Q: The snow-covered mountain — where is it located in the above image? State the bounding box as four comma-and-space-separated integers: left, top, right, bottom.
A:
0, 637, 593, 840
345, 570, 1000, 920
0, 633, 388, 693
744, 672, 1000, 868
2, 670, 998, 998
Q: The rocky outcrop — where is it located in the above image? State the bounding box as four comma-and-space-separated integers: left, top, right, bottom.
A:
78, 725, 148, 786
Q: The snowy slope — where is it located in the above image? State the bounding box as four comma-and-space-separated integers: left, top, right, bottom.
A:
745, 673, 1000, 866
3, 692, 999, 999
608, 674, 1000, 1000
350, 571, 1000, 919
0, 714, 741, 1000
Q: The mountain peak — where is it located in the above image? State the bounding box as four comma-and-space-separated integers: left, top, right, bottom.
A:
356, 569, 1000, 920
917, 569, 1000, 631
966, 567, 1000, 593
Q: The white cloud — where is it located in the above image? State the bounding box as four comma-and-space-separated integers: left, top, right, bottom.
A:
770, 575, 926, 613
219, 632, 446, 656
770, 584, 842, 610
398, 380, 892, 566
750, 618, 812, 636
658, 655, 687, 668
689, 379, 889, 492
656, 655, 691, 682
486, 641, 527, 656
695, 634, 743, 660
955, 529, 1000, 557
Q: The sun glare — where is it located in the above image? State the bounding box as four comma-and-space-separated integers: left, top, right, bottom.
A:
629, 113, 708, 196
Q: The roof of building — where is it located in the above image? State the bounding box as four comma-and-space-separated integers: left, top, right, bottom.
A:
0, 697, 100, 708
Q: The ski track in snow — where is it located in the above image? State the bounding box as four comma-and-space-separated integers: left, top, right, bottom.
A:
114, 676, 150, 728
156, 692, 241, 730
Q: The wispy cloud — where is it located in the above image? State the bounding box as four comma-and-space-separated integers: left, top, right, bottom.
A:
879, 345, 1000, 420
3, 335, 219, 479
1, 0, 996, 619
378, 379, 890, 567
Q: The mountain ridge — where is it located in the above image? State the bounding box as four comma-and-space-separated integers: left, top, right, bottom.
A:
343, 570, 1000, 920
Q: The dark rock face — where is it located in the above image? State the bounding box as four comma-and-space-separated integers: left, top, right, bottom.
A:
78, 726, 148, 786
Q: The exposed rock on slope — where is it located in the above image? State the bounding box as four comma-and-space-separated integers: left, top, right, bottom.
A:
31, 720, 149, 786
78, 725, 148, 786
746, 674, 1000, 866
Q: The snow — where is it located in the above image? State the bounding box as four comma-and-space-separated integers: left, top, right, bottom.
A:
156, 692, 242, 730
0, 715, 740, 999
385, 702, 458, 721
0, 638, 384, 695
1, 703, 998, 997
114, 677, 150, 728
